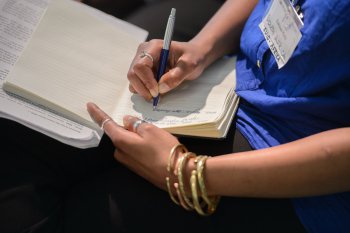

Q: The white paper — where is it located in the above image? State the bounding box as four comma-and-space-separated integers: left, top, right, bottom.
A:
259, 0, 303, 69
0, 0, 147, 148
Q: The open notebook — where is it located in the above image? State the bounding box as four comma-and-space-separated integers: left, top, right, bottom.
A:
3, 0, 239, 148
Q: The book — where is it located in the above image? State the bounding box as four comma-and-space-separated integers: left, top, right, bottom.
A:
2, 0, 239, 148
0, 0, 147, 148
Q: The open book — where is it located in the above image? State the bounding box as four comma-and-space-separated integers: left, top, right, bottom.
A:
3, 0, 239, 148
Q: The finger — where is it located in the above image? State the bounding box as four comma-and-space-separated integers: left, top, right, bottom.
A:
123, 115, 154, 137
128, 40, 168, 98
138, 51, 155, 69
129, 84, 137, 94
133, 63, 158, 97
127, 69, 152, 100
137, 40, 163, 64
87, 103, 145, 159
132, 41, 163, 97
158, 59, 196, 94
87, 103, 126, 137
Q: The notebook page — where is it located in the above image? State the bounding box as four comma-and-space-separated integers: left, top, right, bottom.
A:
5, 0, 140, 129
112, 56, 237, 129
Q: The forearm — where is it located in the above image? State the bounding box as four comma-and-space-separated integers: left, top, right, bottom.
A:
189, 0, 259, 67
201, 128, 350, 198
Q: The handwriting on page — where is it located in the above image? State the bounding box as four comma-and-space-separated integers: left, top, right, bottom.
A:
143, 108, 219, 127
113, 57, 237, 129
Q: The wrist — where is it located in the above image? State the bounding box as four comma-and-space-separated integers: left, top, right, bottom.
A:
189, 27, 235, 68
165, 144, 221, 215
188, 37, 216, 69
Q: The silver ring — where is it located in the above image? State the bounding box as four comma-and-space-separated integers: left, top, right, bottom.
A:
101, 118, 112, 130
132, 119, 147, 132
139, 51, 154, 62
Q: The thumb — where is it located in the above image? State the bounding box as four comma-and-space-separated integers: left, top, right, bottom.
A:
158, 61, 192, 94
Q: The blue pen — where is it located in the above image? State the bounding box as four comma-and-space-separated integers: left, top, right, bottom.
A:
153, 8, 176, 110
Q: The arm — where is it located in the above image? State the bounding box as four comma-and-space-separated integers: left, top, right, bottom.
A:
190, 0, 259, 67
205, 127, 350, 197
127, 0, 258, 100
87, 103, 350, 198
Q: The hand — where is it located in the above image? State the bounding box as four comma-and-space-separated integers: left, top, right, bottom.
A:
87, 102, 181, 190
127, 39, 208, 101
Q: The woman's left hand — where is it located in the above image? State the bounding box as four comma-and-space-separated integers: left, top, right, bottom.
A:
87, 102, 180, 190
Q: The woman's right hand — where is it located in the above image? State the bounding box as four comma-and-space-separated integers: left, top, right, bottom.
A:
127, 39, 209, 101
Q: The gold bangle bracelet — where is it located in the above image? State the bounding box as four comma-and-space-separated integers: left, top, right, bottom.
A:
190, 170, 208, 216
166, 177, 180, 206
165, 144, 221, 215
167, 144, 188, 173
196, 156, 211, 205
177, 152, 196, 210
174, 182, 192, 211
196, 155, 220, 214
166, 143, 188, 206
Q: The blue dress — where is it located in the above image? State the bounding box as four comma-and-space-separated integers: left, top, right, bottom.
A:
235, 0, 350, 232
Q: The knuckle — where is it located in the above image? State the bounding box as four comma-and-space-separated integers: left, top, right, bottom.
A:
180, 54, 200, 70
112, 136, 126, 146
148, 39, 161, 46
142, 77, 155, 90
138, 42, 148, 51
133, 62, 144, 71
141, 123, 153, 132
133, 65, 155, 87
185, 58, 199, 70
127, 69, 136, 81
168, 72, 183, 87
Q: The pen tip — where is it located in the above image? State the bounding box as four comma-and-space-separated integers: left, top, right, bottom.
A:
153, 106, 157, 111
171, 8, 176, 16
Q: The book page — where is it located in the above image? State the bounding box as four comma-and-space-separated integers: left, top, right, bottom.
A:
112, 56, 237, 130
5, 0, 141, 130
0, 0, 147, 148
0, 0, 102, 148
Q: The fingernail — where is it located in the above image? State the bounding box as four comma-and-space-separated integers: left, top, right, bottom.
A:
87, 102, 96, 108
158, 83, 170, 94
123, 115, 133, 125
150, 88, 158, 98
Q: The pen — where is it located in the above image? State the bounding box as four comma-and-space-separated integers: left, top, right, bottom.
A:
153, 8, 176, 110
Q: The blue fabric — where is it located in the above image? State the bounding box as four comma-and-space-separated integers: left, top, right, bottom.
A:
235, 0, 350, 232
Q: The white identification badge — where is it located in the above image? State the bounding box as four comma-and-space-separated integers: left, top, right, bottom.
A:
259, 0, 304, 69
